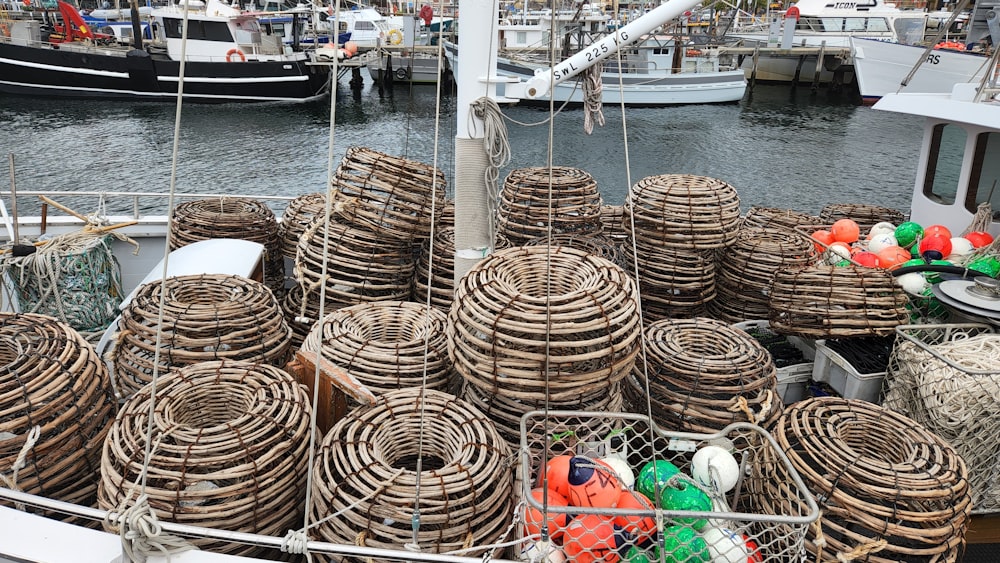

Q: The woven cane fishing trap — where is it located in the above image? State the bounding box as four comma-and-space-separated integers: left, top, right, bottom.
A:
99, 360, 312, 558
278, 192, 326, 259
626, 317, 781, 434
449, 245, 641, 402
622, 239, 716, 321
768, 264, 909, 338
169, 198, 283, 293
309, 388, 513, 560
497, 166, 604, 245
600, 204, 628, 242
330, 146, 447, 241
0, 231, 122, 336
112, 274, 292, 398
625, 174, 741, 250
760, 397, 971, 562
299, 301, 453, 407
524, 233, 624, 268
709, 227, 818, 324
819, 203, 906, 232
412, 227, 511, 313
0, 313, 115, 519
741, 206, 821, 230
886, 324, 1000, 513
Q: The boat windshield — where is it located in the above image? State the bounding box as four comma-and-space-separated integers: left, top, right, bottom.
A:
805, 16, 891, 33
163, 18, 235, 42
966, 131, 1000, 216
924, 123, 966, 205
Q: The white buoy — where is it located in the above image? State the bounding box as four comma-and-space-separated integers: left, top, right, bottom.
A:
691, 445, 740, 494
519, 540, 566, 562
868, 222, 897, 239
867, 233, 898, 254
702, 526, 751, 563
599, 455, 635, 489
895, 272, 929, 294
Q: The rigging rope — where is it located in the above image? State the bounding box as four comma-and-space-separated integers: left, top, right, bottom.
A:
0, 425, 40, 511
582, 63, 605, 134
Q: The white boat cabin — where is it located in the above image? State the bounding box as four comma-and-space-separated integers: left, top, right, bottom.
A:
153, 0, 294, 61
876, 83, 1000, 236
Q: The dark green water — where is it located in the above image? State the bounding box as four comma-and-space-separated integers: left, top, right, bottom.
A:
0, 75, 923, 216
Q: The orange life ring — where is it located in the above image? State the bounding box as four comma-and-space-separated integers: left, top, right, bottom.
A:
686, 48, 703, 57
226, 48, 246, 62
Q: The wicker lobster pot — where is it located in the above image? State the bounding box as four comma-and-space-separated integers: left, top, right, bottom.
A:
755, 397, 970, 562
819, 203, 906, 232
768, 264, 910, 338
330, 146, 447, 241
449, 245, 642, 402
278, 192, 326, 259
299, 301, 453, 407
524, 233, 624, 268
169, 197, 283, 293
626, 317, 781, 434
112, 274, 292, 398
310, 389, 513, 561
0, 313, 116, 518
294, 216, 415, 311
625, 174, 741, 250
497, 166, 604, 245
99, 360, 312, 558
708, 227, 818, 324
740, 206, 821, 230
600, 204, 628, 242
622, 238, 716, 321
412, 228, 511, 313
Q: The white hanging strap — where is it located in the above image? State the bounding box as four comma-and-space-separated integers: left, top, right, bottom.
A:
0, 425, 41, 510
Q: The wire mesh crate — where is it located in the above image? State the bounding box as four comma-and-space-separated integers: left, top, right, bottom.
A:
517, 411, 818, 562
886, 323, 1000, 513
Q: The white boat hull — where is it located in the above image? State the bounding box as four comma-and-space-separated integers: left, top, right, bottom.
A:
852, 37, 991, 104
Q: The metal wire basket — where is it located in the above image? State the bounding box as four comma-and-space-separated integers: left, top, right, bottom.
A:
517, 410, 818, 562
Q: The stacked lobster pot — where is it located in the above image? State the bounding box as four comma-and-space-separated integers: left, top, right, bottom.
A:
169, 197, 283, 295
497, 166, 605, 246
449, 246, 642, 454
740, 205, 820, 231
708, 227, 817, 324
285, 146, 447, 347
623, 174, 741, 320
413, 227, 511, 313
819, 202, 906, 233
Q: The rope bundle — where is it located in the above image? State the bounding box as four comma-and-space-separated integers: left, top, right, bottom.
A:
278, 192, 326, 259
310, 388, 513, 558
112, 274, 291, 398
623, 239, 716, 320
0, 232, 122, 335
819, 203, 906, 232
413, 227, 511, 313
626, 317, 781, 433
709, 227, 817, 323
625, 174, 741, 250
330, 146, 447, 241
497, 166, 604, 245
760, 397, 970, 562
0, 313, 116, 517
449, 245, 641, 402
741, 205, 821, 230
99, 360, 312, 557
768, 265, 910, 338
299, 301, 453, 406
885, 327, 1000, 512
169, 198, 283, 293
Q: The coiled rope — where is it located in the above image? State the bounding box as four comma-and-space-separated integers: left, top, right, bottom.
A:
581, 63, 605, 135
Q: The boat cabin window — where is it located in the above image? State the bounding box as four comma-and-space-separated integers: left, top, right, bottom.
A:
964, 131, 1000, 216
163, 18, 234, 42
355, 20, 374, 31
923, 123, 967, 205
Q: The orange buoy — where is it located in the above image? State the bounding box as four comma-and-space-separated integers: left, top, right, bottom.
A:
613, 489, 656, 546
830, 218, 860, 244
566, 456, 620, 508
562, 513, 624, 563
524, 487, 571, 541
540, 455, 573, 499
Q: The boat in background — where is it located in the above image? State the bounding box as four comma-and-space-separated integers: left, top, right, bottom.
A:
0, 0, 331, 102
852, 36, 994, 104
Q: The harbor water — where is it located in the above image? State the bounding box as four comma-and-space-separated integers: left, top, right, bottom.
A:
0, 76, 922, 217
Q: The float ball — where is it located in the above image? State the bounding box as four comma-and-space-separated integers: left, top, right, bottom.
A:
965, 231, 994, 248
894, 222, 924, 247
524, 487, 570, 541
852, 251, 880, 268
636, 459, 680, 500
566, 456, 620, 508
690, 446, 740, 494
810, 229, 834, 253
661, 525, 710, 563
659, 477, 712, 530
562, 514, 625, 563
968, 256, 1000, 278
924, 224, 953, 240
613, 489, 656, 546
919, 235, 952, 260
600, 455, 635, 490
831, 219, 860, 244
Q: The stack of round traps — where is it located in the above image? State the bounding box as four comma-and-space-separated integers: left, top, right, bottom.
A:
497, 166, 604, 245
112, 274, 291, 398
287, 147, 446, 343
757, 397, 971, 562
449, 245, 641, 447
99, 360, 312, 558
623, 174, 741, 320
299, 301, 453, 408
310, 388, 513, 559
169, 197, 283, 294
412, 227, 511, 313
0, 313, 116, 520
278, 192, 326, 260
625, 317, 781, 434
768, 264, 909, 338
740, 205, 820, 230
708, 227, 817, 323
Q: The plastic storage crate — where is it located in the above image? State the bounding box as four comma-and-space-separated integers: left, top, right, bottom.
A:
886, 323, 1000, 513
517, 410, 818, 562
733, 320, 815, 404
812, 340, 887, 402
